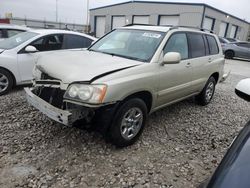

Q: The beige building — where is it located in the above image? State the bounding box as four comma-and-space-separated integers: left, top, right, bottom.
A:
90, 1, 250, 40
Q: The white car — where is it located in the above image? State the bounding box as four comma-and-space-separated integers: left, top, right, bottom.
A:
0, 24, 29, 41
0, 29, 96, 95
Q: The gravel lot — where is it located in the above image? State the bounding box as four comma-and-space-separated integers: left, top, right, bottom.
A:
1, 61, 250, 188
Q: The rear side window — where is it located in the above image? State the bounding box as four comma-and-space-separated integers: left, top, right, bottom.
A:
7, 29, 24, 38
164, 33, 188, 60
236, 43, 249, 48
0, 29, 7, 39
63, 34, 93, 49
187, 33, 206, 58
206, 35, 219, 55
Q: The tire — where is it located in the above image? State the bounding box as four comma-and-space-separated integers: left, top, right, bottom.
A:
0, 69, 14, 96
195, 77, 216, 106
108, 98, 148, 147
225, 50, 234, 59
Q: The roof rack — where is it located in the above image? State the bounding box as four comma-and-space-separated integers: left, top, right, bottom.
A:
169, 25, 214, 34
124, 23, 156, 27
124, 24, 214, 34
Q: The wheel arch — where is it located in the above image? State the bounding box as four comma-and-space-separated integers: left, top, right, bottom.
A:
210, 72, 219, 84
121, 90, 153, 113
0, 66, 16, 86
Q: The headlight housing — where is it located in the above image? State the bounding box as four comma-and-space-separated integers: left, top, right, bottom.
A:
64, 84, 107, 104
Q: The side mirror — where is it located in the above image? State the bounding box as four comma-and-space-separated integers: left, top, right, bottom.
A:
235, 78, 250, 102
162, 52, 181, 65
25, 45, 38, 53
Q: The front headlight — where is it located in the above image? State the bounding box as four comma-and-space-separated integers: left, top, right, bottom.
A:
64, 84, 107, 104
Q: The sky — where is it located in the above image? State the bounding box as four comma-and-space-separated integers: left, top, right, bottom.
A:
0, 0, 249, 24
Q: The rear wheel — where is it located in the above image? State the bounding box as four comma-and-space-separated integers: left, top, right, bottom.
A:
225, 50, 234, 59
108, 98, 148, 147
195, 77, 216, 106
0, 69, 14, 96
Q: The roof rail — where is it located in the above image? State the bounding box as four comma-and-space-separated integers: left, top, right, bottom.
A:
124, 23, 156, 27
169, 25, 214, 34
124, 24, 214, 34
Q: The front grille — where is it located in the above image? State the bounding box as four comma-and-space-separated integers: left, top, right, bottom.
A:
36, 87, 66, 109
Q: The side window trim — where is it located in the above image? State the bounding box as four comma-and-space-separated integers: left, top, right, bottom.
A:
203, 34, 210, 56
163, 31, 189, 60
206, 34, 220, 55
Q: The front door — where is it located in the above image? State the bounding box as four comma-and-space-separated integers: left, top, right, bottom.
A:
17, 34, 64, 82
156, 32, 193, 107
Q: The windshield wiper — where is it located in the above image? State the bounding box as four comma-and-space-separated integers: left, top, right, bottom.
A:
105, 53, 146, 62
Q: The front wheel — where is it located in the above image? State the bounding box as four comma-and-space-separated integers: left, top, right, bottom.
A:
195, 77, 216, 106
108, 98, 148, 147
0, 69, 14, 96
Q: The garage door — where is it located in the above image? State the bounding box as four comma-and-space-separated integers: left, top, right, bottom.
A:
219, 22, 228, 37
133, 16, 149, 24
203, 17, 214, 31
95, 16, 106, 38
229, 25, 237, 38
159, 16, 179, 26
112, 16, 126, 29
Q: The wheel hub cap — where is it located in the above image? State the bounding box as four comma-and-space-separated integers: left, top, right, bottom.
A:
205, 82, 214, 102
120, 107, 143, 140
0, 73, 9, 93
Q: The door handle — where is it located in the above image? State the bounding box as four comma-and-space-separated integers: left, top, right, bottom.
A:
208, 58, 212, 63
186, 62, 191, 68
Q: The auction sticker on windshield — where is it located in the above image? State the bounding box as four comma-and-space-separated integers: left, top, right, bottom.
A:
142, 33, 161, 38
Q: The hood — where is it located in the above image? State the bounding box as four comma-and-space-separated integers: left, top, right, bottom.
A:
36, 50, 142, 83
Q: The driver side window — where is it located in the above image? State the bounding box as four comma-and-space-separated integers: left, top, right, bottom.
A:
163, 33, 189, 60
30, 34, 63, 51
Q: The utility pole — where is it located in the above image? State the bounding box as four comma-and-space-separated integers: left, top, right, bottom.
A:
86, 0, 89, 32
56, 0, 58, 22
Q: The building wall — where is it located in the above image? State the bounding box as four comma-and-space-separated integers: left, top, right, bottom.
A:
90, 2, 204, 33
90, 2, 250, 41
204, 7, 250, 40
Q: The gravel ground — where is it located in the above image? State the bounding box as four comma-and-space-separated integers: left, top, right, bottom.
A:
1, 74, 250, 188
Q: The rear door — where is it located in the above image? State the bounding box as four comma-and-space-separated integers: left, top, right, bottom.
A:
187, 32, 216, 93
235, 43, 250, 59
156, 32, 193, 106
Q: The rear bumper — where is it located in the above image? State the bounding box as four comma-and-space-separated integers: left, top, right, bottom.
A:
25, 88, 73, 126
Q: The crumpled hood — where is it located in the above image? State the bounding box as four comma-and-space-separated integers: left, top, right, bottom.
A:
36, 50, 142, 83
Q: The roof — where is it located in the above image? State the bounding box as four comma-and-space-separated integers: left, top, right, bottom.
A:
0, 24, 30, 30
28, 29, 96, 40
122, 25, 171, 32
90, 1, 249, 24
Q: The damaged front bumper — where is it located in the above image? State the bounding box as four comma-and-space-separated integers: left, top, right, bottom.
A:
25, 88, 88, 126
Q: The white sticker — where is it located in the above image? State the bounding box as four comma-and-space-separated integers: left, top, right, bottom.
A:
16, 37, 22, 43
142, 33, 161, 39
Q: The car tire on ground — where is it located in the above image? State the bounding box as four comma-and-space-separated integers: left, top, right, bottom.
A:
225, 50, 234, 59
0, 69, 14, 96
195, 76, 216, 106
108, 98, 148, 147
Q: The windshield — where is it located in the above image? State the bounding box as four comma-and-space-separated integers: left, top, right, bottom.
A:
89, 29, 165, 62
0, 31, 38, 50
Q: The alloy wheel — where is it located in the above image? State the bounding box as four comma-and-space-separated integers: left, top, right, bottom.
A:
120, 107, 143, 140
